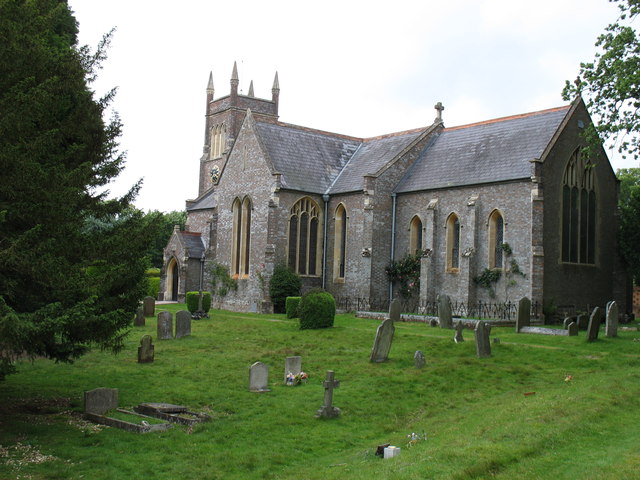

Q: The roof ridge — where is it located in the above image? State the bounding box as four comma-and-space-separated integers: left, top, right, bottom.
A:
444, 105, 570, 132
181, 231, 202, 237
363, 126, 429, 142
264, 120, 364, 142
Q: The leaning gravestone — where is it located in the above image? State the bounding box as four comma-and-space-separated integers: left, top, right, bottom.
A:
143, 296, 155, 317
389, 298, 402, 323
586, 307, 603, 342
249, 362, 270, 392
414, 350, 425, 368
605, 301, 619, 338
370, 318, 395, 363
157, 311, 174, 340
567, 321, 578, 336
454, 322, 465, 343
438, 294, 453, 329
175, 310, 192, 339
134, 307, 145, 327
284, 356, 302, 384
138, 335, 154, 363
84, 387, 118, 415
475, 321, 491, 358
516, 297, 531, 332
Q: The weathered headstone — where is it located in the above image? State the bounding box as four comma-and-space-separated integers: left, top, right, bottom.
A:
175, 310, 192, 338
605, 301, 619, 338
249, 361, 270, 392
567, 321, 578, 336
84, 387, 118, 414
134, 307, 145, 327
389, 298, 402, 323
315, 370, 340, 418
454, 322, 465, 343
515, 297, 531, 332
576, 314, 589, 330
563, 317, 575, 329
475, 321, 491, 358
438, 294, 453, 329
137, 335, 154, 363
370, 318, 395, 363
157, 311, 174, 340
284, 356, 302, 384
143, 296, 155, 317
384, 446, 401, 459
414, 350, 425, 368
586, 307, 603, 342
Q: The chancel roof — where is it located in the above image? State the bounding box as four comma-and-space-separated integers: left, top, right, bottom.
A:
394, 106, 570, 193
180, 232, 205, 259
187, 189, 216, 211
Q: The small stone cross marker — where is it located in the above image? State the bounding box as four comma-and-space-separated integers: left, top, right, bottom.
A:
434, 101, 445, 121
316, 370, 341, 418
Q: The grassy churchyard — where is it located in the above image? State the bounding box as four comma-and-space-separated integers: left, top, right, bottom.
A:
1, 304, 640, 479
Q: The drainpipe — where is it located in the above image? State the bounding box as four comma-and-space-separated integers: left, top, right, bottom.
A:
322, 194, 330, 290
390, 192, 397, 302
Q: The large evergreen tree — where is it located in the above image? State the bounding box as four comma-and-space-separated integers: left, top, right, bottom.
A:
0, 0, 153, 379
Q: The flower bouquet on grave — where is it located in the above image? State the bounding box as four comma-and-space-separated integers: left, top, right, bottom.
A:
286, 371, 309, 386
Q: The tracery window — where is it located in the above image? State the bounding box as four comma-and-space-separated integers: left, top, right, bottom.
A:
446, 213, 460, 272
231, 197, 251, 277
409, 216, 423, 254
333, 204, 347, 280
211, 124, 227, 159
561, 149, 596, 264
288, 197, 321, 276
488, 210, 504, 269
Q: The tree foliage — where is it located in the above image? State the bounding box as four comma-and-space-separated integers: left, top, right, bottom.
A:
143, 210, 186, 267
0, 0, 153, 379
617, 168, 640, 284
563, 0, 640, 160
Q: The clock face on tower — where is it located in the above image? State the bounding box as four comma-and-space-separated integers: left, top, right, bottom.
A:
209, 164, 220, 183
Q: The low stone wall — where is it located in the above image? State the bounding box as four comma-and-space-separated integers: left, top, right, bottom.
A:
355, 311, 516, 327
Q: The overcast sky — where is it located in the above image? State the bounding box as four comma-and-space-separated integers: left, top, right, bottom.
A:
68, 0, 636, 213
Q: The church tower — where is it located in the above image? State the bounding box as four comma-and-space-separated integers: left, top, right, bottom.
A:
198, 63, 280, 195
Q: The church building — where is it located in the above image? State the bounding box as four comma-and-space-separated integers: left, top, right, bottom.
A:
160, 63, 629, 316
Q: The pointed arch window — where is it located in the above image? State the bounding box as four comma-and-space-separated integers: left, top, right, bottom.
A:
409, 216, 423, 255
562, 149, 596, 264
288, 197, 322, 276
231, 197, 252, 277
488, 210, 504, 269
446, 213, 460, 272
211, 124, 227, 159
333, 204, 347, 281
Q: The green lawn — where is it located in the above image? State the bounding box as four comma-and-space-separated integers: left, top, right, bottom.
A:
1, 305, 639, 479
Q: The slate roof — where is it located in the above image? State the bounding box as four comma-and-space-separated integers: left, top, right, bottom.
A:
180, 232, 205, 259
327, 129, 426, 194
187, 189, 216, 211
255, 122, 361, 194
394, 106, 570, 193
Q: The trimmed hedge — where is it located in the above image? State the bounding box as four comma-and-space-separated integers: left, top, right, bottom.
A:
269, 264, 301, 313
298, 289, 336, 330
186, 291, 212, 313
285, 297, 301, 319
147, 277, 160, 299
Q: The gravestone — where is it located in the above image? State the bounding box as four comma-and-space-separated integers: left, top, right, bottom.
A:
605, 301, 619, 338
384, 446, 401, 459
84, 387, 118, 415
157, 311, 174, 340
370, 318, 395, 362
249, 362, 270, 392
414, 350, 425, 368
567, 321, 578, 336
437, 294, 453, 329
454, 322, 465, 343
284, 356, 302, 384
315, 370, 341, 418
143, 296, 155, 317
515, 297, 531, 332
576, 314, 589, 330
175, 310, 192, 339
389, 298, 402, 322
475, 321, 491, 358
134, 307, 145, 327
137, 335, 154, 363
586, 307, 603, 342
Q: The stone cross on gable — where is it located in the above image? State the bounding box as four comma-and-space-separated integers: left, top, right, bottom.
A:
434, 102, 445, 122
316, 370, 341, 418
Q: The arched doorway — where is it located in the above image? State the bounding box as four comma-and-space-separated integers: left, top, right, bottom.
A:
166, 257, 179, 301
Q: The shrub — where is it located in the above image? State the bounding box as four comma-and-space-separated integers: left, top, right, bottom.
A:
286, 297, 301, 318
269, 264, 301, 313
186, 291, 212, 313
298, 289, 336, 330
147, 277, 160, 299
210, 262, 238, 297
146, 268, 161, 278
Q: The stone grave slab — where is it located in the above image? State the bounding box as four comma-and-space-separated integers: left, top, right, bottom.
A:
414, 350, 425, 368
586, 307, 603, 342
438, 294, 453, 329
137, 335, 154, 363
157, 311, 174, 340
516, 297, 531, 332
133, 402, 210, 426
249, 361, 270, 392
475, 321, 491, 358
143, 296, 155, 317
284, 356, 302, 384
316, 370, 341, 418
605, 301, 619, 338
175, 310, 192, 338
519, 326, 569, 336
454, 322, 464, 343
370, 318, 395, 363
134, 307, 145, 327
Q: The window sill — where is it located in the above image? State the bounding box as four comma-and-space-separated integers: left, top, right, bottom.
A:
446, 268, 460, 274
333, 278, 345, 284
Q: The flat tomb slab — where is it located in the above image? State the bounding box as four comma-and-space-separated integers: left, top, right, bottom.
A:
519, 326, 569, 336
134, 403, 211, 425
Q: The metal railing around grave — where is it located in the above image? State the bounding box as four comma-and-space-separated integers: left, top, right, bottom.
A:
335, 296, 540, 321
